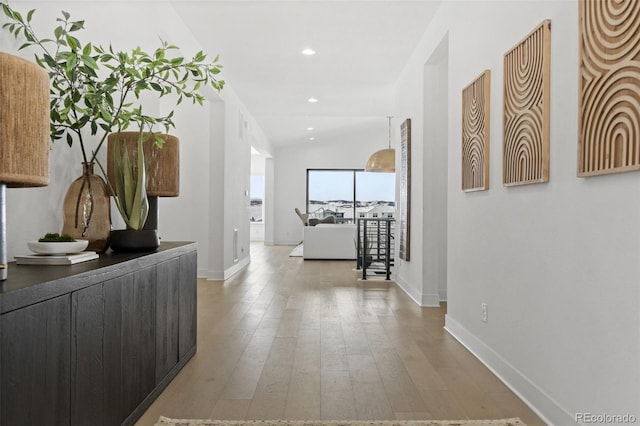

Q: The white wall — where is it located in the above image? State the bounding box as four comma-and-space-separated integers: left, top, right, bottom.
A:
270, 120, 389, 245
396, 1, 640, 424
394, 33, 450, 307
222, 88, 253, 278
1, 1, 271, 281
159, 97, 212, 274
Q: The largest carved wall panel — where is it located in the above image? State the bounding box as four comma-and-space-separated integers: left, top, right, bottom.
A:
503, 20, 551, 186
579, 0, 640, 176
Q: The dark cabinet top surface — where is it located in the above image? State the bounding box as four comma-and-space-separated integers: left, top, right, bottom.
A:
0, 241, 196, 314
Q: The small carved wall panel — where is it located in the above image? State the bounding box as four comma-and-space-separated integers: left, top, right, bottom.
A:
503, 20, 551, 186
579, 0, 640, 176
462, 70, 491, 191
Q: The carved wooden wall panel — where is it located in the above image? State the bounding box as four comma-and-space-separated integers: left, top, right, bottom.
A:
462, 70, 491, 191
503, 20, 551, 186
579, 0, 640, 176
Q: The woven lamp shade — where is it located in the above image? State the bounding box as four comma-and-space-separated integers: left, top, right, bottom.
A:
0, 52, 50, 187
107, 132, 179, 196
365, 148, 395, 173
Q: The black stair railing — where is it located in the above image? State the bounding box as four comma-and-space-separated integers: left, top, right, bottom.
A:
356, 218, 395, 280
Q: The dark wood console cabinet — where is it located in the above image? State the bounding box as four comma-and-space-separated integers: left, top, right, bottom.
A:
0, 242, 197, 426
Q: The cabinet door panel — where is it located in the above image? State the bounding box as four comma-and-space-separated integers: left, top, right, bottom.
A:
1, 295, 70, 425
179, 251, 197, 358
122, 265, 157, 415
156, 257, 180, 383
71, 278, 123, 426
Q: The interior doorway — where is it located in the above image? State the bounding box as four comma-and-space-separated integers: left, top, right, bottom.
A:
250, 147, 266, 242
422, 33, 449, 303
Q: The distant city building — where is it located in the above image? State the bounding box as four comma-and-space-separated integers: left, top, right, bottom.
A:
365, 205, 395, 218
249, 199, 263, 222
308, 201, 395, 222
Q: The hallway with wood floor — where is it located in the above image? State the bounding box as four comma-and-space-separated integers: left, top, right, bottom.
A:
137, 243, 544, 425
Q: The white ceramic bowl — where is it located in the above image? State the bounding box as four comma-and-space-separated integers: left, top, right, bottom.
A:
27, 240, 89, 255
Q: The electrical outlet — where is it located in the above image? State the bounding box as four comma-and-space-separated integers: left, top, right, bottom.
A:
481, 303, 488, 323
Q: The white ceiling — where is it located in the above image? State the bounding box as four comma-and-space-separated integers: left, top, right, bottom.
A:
168, 0, 442, 148
9, 0, 441, 150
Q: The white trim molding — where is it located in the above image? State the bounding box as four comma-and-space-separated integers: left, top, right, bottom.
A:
394, 274, 440, 307
444, 315, 576, 426
205, 256, 251, 281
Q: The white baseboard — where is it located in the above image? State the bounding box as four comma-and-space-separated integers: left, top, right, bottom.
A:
444, 315, 575, 426
394, 274, 440, 307
205, 256, 250, 281
224, 257, 250, 279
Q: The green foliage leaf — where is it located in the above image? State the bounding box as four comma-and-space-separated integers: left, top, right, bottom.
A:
82, 42, 92, 56
66, 35, 79, 50
70, 20, 84, 32
1, 3, 12, 18
81, 54, 97, 70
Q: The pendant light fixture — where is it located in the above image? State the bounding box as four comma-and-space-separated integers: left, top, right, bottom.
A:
365, 116, 395, 172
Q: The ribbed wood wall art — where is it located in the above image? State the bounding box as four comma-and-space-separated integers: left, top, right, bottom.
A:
462, 70, 491, 191
503, 20, 551, 186
579, 0, 640, 176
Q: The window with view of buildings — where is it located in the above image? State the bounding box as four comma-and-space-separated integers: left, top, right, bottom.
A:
306, 169, 395, 222
249, 175, 264, 222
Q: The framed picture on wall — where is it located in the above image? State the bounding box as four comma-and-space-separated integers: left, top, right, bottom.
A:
399, 118, 411, 261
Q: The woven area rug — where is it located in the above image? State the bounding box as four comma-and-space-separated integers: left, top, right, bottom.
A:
155, 417, 526, 426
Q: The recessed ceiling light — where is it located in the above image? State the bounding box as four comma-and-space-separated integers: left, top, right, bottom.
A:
302, 48, 316, 56
309, 137, 315, 141
307, 127, 314, 131
308, 97, 318, 103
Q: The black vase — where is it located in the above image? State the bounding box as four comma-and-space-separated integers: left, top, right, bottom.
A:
110, 229, 159, 252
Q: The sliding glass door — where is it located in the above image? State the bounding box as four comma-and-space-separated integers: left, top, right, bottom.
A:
306, 169, 395, 222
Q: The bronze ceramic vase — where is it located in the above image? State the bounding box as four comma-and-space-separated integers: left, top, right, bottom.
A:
62, 162, 111, 252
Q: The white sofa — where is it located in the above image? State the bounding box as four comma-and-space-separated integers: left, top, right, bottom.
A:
303, 224, 357, 260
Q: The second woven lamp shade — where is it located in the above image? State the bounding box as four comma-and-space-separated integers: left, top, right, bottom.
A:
106, 131, 180, 197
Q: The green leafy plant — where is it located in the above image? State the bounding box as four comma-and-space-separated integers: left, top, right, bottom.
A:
97, 128, 149, 230
1, 2, 224, 164
1, 2, 224, 230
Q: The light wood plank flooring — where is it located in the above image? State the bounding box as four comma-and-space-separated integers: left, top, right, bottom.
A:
136, 243, 544, 425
